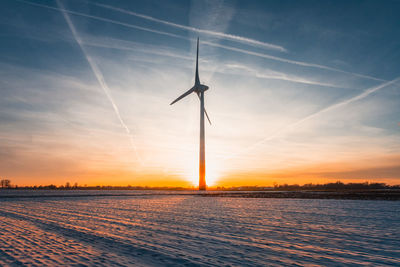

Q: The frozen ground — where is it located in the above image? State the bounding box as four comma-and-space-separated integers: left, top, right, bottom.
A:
0, 191, 399, 266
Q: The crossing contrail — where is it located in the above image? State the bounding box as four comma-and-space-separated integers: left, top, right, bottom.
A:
17, 0, 385, 83
18, 0, 185, 41
76, 36, 342, 88
224, 76, 400, 160
202, 41, 386, 82
92, 2, 385, 82
94, 2, 287, 52
57, 0, 143, 165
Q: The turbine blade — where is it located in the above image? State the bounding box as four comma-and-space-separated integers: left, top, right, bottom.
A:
195, 37, 200, 85
170, 86, 195, 105
204, 108, 212, 125
196, 92, 212, 125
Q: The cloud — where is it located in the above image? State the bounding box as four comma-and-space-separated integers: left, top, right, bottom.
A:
17, 0, 186, 40
203, 41, 385, 82
221, 63, 343, 88
225, 76, 400, 159
17, 0, 384, 83
77, 34, 344, 88
219, 158, 400, 186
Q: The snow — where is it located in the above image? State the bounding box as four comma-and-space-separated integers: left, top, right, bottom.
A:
0, 192, 399, 266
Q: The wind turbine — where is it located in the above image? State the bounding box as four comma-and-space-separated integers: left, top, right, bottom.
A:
170, 38, 211, 191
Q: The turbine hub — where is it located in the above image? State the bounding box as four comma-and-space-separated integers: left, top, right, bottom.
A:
195, 84, 209, 93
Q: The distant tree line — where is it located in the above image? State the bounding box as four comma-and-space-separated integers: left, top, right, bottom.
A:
1, 179, 399, 191
273, 181, 400, 191
213, 182, 400, 191
0, 180, 192, 190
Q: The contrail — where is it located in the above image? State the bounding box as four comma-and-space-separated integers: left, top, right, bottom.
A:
17, 0, 385, 82
94, 2, 287, 52
78, 36, 341, 88
202, 41, 386, 82
222, 63, 343, 88
56, 0, 143, 165
93, 2, 385, 82
224, 76, 400, 160
17, 0, 185, 41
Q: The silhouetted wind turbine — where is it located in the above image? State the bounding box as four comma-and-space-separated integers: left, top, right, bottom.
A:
170, 38, 211, 191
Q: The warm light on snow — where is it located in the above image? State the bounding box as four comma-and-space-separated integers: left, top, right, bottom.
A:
0, 193, 399, 265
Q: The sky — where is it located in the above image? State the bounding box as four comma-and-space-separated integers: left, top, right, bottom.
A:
1, 0, 399, 187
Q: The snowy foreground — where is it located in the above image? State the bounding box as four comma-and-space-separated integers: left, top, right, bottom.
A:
0, 191, 399, 266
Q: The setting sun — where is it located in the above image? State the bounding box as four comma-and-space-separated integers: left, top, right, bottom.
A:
180, 153, 222, 187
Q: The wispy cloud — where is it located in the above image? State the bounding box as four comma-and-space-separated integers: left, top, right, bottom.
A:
225, 76, 400, 160
91, 2, 385, 82
18, 0, 185, 40
94, 2, 287, 52
76, 34, 343, 88
203, 41, 386, 82
17, 0, 384, 83
56, 0, 142, 165
80, 34, 193, 61
221, 63, 343, 88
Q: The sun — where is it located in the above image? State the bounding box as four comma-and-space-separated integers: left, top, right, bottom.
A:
183, 159, 221, 188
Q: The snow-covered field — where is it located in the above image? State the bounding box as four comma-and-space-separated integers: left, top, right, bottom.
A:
0, 191, 399, 266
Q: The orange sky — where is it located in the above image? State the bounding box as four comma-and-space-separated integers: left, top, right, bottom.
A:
3, 148, 399, 186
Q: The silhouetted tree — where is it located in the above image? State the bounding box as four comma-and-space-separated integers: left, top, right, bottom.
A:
0, 179, 11, 188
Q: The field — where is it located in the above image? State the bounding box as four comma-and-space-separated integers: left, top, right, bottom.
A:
0, 191, 399, 266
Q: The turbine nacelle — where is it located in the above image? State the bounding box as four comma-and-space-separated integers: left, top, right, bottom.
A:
195, 84, 209, 93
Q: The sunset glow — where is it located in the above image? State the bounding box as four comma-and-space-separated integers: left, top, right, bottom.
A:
1, 0, 399, 187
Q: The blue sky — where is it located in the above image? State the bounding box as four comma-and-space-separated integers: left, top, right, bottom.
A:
1, 0, 399, 186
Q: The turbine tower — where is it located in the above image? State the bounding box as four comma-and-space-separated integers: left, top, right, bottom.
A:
170, 38, 211, 190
